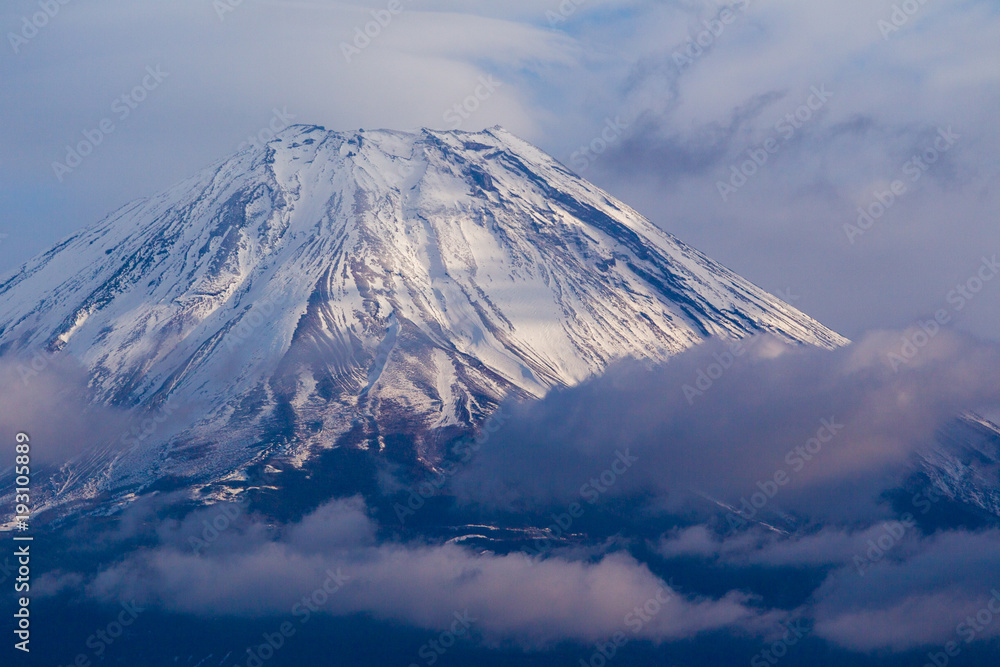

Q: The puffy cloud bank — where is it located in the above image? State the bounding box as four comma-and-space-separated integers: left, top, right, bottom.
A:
69, 497, 772, 649
32, 328, 1000, 654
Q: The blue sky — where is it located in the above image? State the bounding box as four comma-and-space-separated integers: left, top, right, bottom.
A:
2, 0, 999, 342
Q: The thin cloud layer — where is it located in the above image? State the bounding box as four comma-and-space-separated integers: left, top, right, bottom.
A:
810, 530, 1000, 651
452, 329, 1000, 522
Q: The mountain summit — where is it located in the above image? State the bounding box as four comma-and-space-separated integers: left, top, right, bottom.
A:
0, 125, 846, 505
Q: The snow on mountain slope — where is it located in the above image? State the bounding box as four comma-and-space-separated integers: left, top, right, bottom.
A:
916, 413, 1000, 519
0, 125, 848, 505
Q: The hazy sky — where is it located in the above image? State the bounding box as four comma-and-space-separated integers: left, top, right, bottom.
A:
2, 0, 999, 342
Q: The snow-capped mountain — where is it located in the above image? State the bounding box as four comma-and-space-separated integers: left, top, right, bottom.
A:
0, 125, 848, 505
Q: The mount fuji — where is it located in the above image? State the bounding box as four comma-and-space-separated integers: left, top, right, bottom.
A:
0, 125, 849, 512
